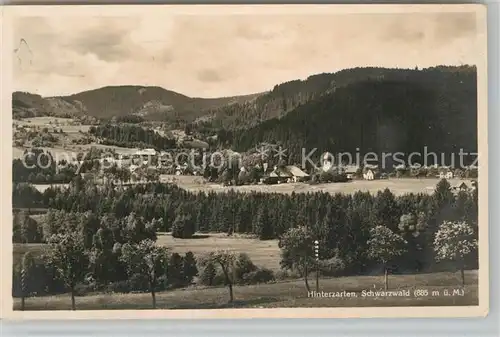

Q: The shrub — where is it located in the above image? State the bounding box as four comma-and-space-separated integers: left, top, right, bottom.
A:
242, 268, 275, 284
168, 253, 184, 288
319, 257, 347, 277
73, 283, 94, 296
234, 253, 257, 283
156, 275, 169, 291
331, 172, 348, 183
106, 280, 132, 294
183, 252, 198, 285
212, 270, 228, 286
13, 212, 43, 243
12, 257, 66, 297
274, 270, 289, 280
171, 214, 195, 239
198, 260, 217, 286
128, 273, 150, 292
319, 171, 334, 183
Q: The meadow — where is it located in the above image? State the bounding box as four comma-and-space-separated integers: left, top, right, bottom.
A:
159, 175, 467, 196
156, 233, 281, 270
12, 270, 478, 310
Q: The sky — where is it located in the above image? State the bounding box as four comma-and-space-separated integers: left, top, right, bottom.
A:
12, 9, 481, 98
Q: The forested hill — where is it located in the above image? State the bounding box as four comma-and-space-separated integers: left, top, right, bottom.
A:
217, 66, 478, 166
12, 86, 262, 122
60, 86, 263, 121
199, 65, 477, 131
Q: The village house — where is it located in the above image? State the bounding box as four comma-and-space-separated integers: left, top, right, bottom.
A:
285, 165, 310, 182
175, 163, 189, 176
342, 165, 360, 180
363, 166, 380, 180
134, 148, 157, 157
439, 168, 454, 179
98, 156, 119, 167
269, 166, 292, 183
260, 165, 309, 184
451, 181, 474, 195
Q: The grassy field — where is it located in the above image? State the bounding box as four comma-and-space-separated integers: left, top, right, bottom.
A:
156, 233, 281, 270
13, 271, 478, 310
160, 175, 467, 196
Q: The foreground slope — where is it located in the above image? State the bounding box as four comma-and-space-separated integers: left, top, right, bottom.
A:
13, 271, 478, 310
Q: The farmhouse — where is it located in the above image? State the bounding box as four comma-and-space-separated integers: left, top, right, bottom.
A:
134, 148, 157, 157
363, 167, 380, 180
451, 181, 474, 195
285, 165, 310, 182
260, 165, 309, 184
439, 168, 454, 179
343, 165, 360, 179
269, 166, 292, 183
175, 163, 189, 176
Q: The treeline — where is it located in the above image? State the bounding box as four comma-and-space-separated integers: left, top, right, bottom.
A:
12, 149, 77, 184
13, 177, 478, 276
89, 124, 176, 150
114, 115, 144, 124
215, 67, 477, 166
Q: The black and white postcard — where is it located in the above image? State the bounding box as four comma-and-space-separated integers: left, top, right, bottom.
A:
1, 4, 489, 319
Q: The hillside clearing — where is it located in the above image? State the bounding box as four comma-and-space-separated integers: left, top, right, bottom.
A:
13, 271, 478, 310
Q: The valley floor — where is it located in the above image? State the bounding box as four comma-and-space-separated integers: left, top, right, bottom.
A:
160, 175, 470, 197
27, 174, 470, 196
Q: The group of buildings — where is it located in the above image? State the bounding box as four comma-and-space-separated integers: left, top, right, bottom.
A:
86, 147, 479, 191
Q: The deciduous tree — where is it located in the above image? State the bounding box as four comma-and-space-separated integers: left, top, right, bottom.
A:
200, 250, 237, 302
119, 239, 169, 309
278, 225, 315, 292
44, 233, 88, 310
366, 225, 407, 290
434, 220, 478, 286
